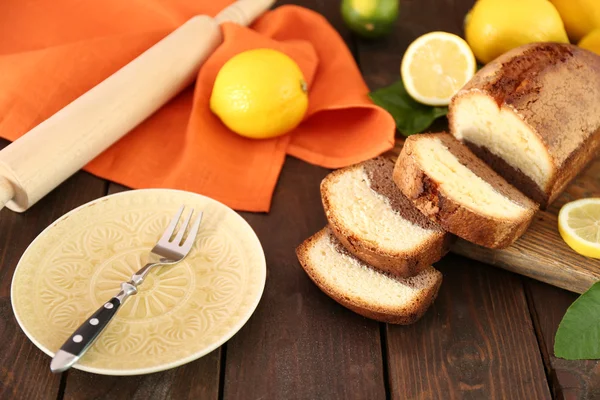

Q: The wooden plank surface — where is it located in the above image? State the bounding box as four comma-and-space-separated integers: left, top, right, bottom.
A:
525, 279, 600, 400
386, 255, 551, 399
62, 349, 221, 400
61, 183, 222, 400
0, 141, 106, 400
222, 158, 386, 400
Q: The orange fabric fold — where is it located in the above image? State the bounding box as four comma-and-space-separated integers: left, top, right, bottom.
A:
0, 1, 395, 212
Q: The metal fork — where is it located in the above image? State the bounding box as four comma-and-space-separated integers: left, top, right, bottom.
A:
50, 205, 203, 373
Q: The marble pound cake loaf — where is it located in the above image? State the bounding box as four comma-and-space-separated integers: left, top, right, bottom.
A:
394, 133, 538, 249
320, 157, 451, 278
449, 43, 600, 208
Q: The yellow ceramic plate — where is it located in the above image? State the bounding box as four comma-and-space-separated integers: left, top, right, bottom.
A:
11, 189, 266, 375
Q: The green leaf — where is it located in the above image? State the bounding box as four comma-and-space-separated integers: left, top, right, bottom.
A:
368, 80, 448, 136
555, 281, 600, 360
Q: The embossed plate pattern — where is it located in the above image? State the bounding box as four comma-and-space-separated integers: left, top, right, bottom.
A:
11, 189, 266, 375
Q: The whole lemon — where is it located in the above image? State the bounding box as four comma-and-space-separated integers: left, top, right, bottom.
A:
579, 29, 600, 55
210, 49, 308, 139
465, 0, 569, 64
550, 0, 600, 43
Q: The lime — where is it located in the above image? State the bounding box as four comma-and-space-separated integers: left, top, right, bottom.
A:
341, 0, 399, 39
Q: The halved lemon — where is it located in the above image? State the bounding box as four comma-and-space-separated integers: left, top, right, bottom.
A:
401, 31, 476, 106
558, 198, 600, 258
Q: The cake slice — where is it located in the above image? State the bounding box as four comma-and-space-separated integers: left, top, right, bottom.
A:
296, 227, 442, 324
449, 43, 600, 208
394, 133, 538, 249
321, 157, 451, 278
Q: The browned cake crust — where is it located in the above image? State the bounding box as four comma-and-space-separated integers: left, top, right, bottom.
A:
394, 133, 538, 249
321, 157, 452, 278
296, 228, 443, 325
449, 43, 600, 208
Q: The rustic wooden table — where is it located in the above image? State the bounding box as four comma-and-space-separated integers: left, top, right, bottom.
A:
1, 0, 599, 399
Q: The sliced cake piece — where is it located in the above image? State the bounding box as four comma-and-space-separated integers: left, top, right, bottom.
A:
321, 157, 451, 278
296, 227, 442, 324
394, 133, 538, 249
449, 43, 600, 208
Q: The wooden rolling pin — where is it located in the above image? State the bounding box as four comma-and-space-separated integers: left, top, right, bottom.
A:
0, 0, 275, 212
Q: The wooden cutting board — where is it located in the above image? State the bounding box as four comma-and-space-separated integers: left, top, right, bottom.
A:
389, 140, 600, 294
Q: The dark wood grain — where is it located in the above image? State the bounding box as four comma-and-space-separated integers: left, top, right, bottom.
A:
386, 255, 551, 399
62, 349, 221, 400
0, 140, 107, 400
0, 299, 61, 400
525, 280, 600, 400
106, 183, 131, 195
61, 182, 222, 400
222, 157, 386, 400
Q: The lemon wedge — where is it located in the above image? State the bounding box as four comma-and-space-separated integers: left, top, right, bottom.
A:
401, 31, 476, 106
558, 198, 600, 258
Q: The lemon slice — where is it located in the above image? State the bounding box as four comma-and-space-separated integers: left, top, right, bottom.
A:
558, 198, 600, 258
401, 31, 476, 106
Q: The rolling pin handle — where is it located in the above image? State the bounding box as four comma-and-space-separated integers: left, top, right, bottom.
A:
0, 176, 15, 211
214, 0, 276, 25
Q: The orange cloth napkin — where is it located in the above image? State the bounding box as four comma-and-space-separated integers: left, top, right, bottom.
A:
0, 1, 395, 212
